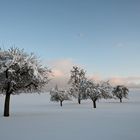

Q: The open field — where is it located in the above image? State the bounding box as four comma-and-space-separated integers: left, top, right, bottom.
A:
0, 89, 140, 140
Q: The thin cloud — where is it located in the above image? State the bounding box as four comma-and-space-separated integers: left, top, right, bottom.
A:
115, 43, 124, 47
46, 59, 78, 90
75, 33, 85, 38
90, 75, 140, 88
44, 59, 140, 90
88, 74, 102, 82
109, 76, 140, 88
78, 33, 85, 38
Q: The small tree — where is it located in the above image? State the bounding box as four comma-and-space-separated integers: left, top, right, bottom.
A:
99, 81, 113, 99
0, 47, 51, 117
112, 85, 129, 103
85, 80, 102, 108
50, 86, 70, 106
68, 66, 87, 104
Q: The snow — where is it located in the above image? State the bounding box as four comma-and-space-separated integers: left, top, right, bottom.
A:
0, 89, 140, 140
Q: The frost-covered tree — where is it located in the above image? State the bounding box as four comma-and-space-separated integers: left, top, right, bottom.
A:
68, 66, 87, 104
99, 81, 113, 99
0, 47, 51, 117
112, 85, 129, 103
85, 80, 102, 108
50, 85, 70, 106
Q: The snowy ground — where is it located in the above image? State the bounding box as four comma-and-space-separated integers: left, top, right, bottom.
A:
0, 89, 140, 140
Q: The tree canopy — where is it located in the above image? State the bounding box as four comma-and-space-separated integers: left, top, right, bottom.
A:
0, 47, 51, 116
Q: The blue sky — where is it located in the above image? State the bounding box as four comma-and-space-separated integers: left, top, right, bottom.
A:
0, 0, 140, 86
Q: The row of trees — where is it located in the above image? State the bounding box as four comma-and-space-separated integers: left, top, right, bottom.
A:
0, 47, 129, 117
50, 66, 129, 108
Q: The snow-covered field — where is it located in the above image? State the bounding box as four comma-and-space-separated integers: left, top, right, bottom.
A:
0, 89, 140, 140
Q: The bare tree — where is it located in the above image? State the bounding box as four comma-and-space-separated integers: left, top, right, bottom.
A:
50, 85, 70, 106
0, 47, 51, 117
112, 85, 129, 103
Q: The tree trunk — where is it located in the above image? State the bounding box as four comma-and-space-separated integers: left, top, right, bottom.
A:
78, 97, 81, 104
4, 69, 11, 117
60, 101, 63, 107
93, 100, 96, 108
120, 98, 122, 103
4, 93, 11, 117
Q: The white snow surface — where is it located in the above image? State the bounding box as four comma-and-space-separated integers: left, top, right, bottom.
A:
0, 89, 140, 140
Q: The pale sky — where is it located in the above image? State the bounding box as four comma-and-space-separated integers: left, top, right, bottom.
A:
0, 0, 140, 88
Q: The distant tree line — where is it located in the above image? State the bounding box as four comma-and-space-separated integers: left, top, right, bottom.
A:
50, 66, 129, 108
